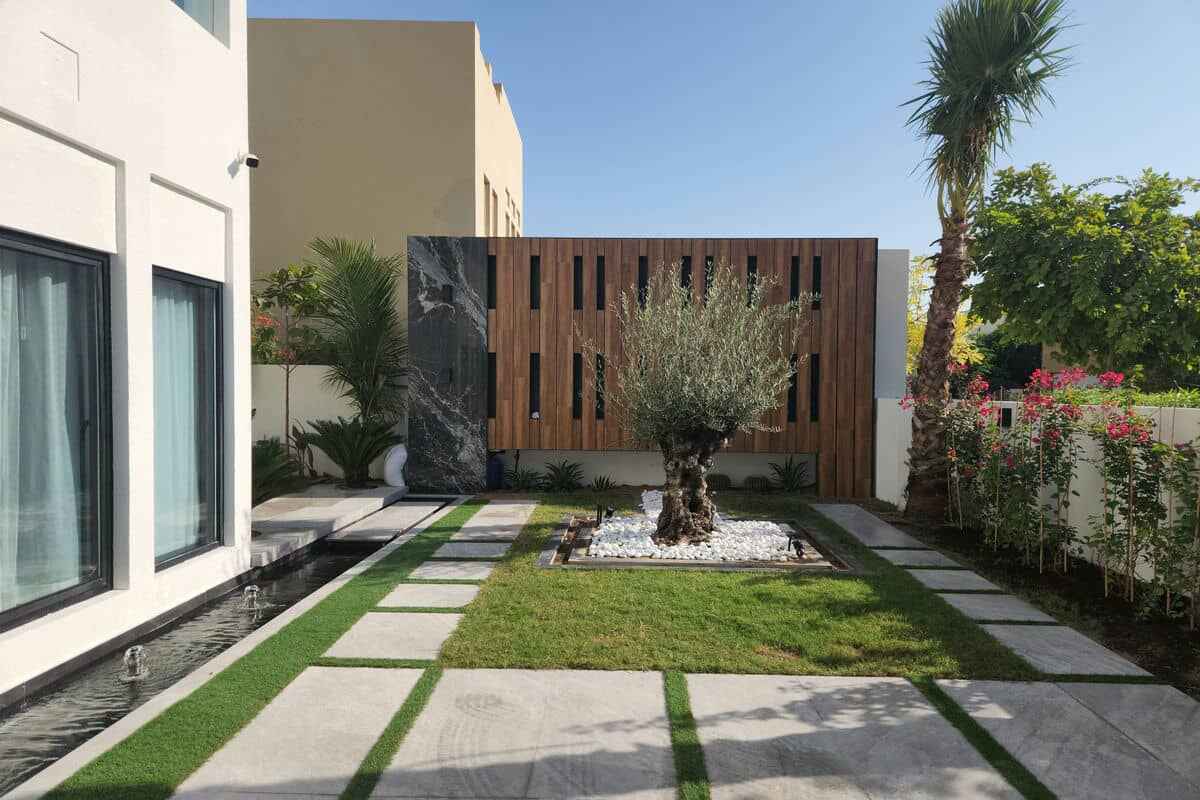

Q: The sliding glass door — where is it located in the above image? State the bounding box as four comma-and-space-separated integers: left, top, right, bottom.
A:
153, 269, 222, 567
0, 231, 110, 629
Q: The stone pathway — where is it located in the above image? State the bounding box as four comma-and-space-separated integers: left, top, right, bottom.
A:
249, 485, 409, 567
813, 504, 1150, 677
939, 680, 1200, 799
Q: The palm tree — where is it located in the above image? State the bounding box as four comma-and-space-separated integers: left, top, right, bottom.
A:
903, 0, 1070, 516
307, 237, 408, 423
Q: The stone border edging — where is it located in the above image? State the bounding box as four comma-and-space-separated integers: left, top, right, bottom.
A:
3, 496, 472, 800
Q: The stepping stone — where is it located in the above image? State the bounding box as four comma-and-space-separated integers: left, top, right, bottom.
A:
811, 504, 927, 548
981, 624, 1150, 676
409, 560, 496, 581
432, 541, 511, 559
875, 549, 961, 567
173, 666, 422, 799
449, 500, 536, 541
907, 569, 1001, 592
328, 501, 443, 542
324, 612, 461, 660
938, 680, 1196, 799
1058, 682, 1200, 787
939, 593, 1056, 623
381, 583, 480, 608
373, 669, 675, 799
687, 674, 1018, 799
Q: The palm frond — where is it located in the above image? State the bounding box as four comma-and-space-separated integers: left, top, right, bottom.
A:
904, 0, 1072, 218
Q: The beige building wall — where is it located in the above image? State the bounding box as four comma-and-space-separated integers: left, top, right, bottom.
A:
474, 31, 524, 237
248, 19, 522, 281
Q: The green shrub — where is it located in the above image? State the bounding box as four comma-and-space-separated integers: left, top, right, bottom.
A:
743, 475, 772, 492
304, 416, 403, 488
505, 465, 544, 491
590, 474, 618, 491
542, 459, 585, 492
252, 438, 304, 504
769, 456, 810, 492
705, 473, 733, 491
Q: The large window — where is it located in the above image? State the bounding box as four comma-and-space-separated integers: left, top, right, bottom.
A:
0, 230, 110, 630
172, 0, 230, 44
153, 269, 222, 567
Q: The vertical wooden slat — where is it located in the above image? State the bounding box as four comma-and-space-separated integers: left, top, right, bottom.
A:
527, 238, 542, 449
818, 239, 840, 495
836, 239, 858, 496
854, 242, 877, 498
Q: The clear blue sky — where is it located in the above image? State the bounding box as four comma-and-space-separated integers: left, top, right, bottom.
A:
248, 0, 1200, 258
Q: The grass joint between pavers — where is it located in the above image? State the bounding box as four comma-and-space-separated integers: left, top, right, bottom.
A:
663, 671, 712, 800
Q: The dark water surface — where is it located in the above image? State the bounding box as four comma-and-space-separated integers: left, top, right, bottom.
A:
0, 545, 375, 796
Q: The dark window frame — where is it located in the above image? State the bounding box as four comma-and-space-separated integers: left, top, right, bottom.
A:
809, 353, 821, 422
151, 266, 225, 572
596, 255, 606, 310
572, 353, 583, 419
595, 353, 606, 419
811, 254, 822, 310
529, 352, 541, 417
747, 255, 758, 305
637, 256, 649, 307
572, 255, 584, 310
486, 254, 497, 310
529, 255, 540, 309
680, 255, 692, 291
790, 255, 800, 302
0, 228, 113, 634
787, 353, 798, 422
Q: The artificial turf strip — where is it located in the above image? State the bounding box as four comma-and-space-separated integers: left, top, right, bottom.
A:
912, 678, 1055, 800
43, 500, 486, 800
339, 665, 444, 800
663, 671, 712, 800
440, 492, 1039, 680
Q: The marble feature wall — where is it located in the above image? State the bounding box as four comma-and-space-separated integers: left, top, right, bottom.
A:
406, 236, 488, 492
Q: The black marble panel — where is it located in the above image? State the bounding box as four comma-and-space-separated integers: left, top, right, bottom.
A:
406, 236, 488, 492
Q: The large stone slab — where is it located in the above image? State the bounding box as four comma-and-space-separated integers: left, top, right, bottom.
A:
372, 669, 675, 799
408, 560, 496, 581
939, 680, 1198, 799
325, 612, 462, 660
328, 501, 444, 543
449, 500, 537, 542
907, 569, 1001, 592
252, 486, 405, 533
433, 541, 511, 559
174, 666, 422, 799
939, 593, 1056, 623
381, 583, 480, 609
1058, 682, 1200, 787
875, 549, 961, 568
981, 624, 1150, 676
811, 504, 928, 549
686, 674, 1018, 799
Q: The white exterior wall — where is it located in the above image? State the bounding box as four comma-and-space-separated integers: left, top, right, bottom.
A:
0, 1, 251, 696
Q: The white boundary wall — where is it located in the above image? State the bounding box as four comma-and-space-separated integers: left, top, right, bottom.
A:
876, 398, 1200, 580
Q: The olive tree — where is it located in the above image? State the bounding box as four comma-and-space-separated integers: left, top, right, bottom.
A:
580, 262, 807, 544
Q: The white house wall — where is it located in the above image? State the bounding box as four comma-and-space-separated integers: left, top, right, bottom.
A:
0, 0, 251, 697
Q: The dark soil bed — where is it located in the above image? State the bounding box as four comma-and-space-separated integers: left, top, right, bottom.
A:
884, 512, 1200, 700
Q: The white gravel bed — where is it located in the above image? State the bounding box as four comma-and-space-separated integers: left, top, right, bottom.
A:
588, 515, 793, 561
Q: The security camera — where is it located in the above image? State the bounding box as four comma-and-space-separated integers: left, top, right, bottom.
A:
243, 153, 261, 168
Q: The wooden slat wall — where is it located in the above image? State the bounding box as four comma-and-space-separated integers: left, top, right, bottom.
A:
485, 238, 878, 498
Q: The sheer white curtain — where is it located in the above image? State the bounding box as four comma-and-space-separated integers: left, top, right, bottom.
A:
153, 278, 203, 562
0, 247, 95, 613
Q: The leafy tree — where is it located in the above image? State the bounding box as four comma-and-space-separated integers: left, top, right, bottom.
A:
306, 237, 408, 423
903, 0, 1070, 516
906, 255, 984, 375
254, 263, 324, 451
970, 164, 1200, 386
579, 262, 806, 544
975, 327, 1041, 390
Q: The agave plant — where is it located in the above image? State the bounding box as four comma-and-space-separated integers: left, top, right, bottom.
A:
769, 456, 810, 492
505, 465, 544, 492
304, 416, 403, 488
307, 237, 408, 423
590, 474, 618, 492
543, 460, 585, 492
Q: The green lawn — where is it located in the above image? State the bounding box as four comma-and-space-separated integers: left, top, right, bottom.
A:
441, 491, 1037, 680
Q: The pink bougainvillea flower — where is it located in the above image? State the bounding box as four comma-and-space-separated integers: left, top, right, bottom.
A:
1028, 368, 1053, 389
1004, 455, 1015, 469
1053, 367, 1087, 388
1137, 429, 1150, 443
899, 395, 915, 411
967, 376, 990, 396
1098, 371, 1125, 388
948, 361, 968, 374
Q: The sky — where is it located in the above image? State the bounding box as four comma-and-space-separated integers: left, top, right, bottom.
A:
248, 0, 1200, 259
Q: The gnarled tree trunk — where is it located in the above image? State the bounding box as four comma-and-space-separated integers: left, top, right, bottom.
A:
656, 437, 722, 545
906, 214, 970, 517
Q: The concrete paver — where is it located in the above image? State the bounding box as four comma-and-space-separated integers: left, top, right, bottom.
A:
371, 669, 675, 799
874, 549, 961, 568
907, 569, 1002, 592
449, 500, 536, 542
939, 680, 1197, 799
408, 560, 496, 581
938, 593, 1056, 623
811, 504, 928, 549
380, 583, 480, 609
325, 612, 462, 660
173, 667, 422, 799
686, 673, 1019, 799
981, 624, 1151, 676
432, 542, 511, 559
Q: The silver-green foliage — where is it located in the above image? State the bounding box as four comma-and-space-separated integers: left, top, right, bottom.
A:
581, 262, 808, 449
